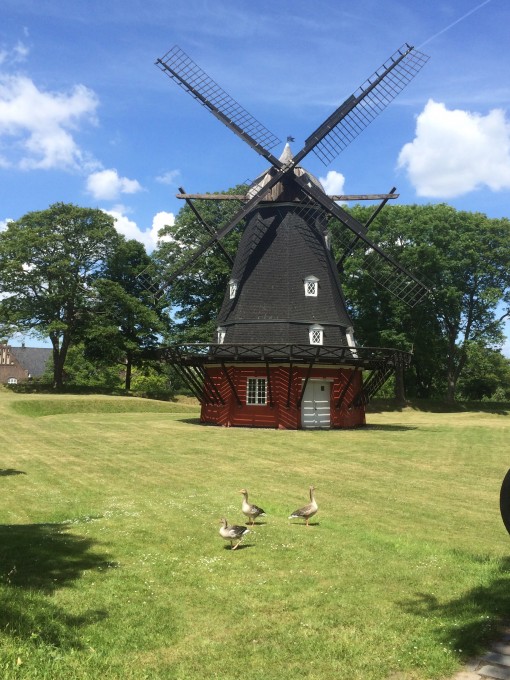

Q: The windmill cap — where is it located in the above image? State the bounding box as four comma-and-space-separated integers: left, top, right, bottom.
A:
246, 142, 325, 200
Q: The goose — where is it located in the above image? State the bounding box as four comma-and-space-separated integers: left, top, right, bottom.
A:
289, 485, 318, 526
239, 488, 266, 525
219, 518, 250, 550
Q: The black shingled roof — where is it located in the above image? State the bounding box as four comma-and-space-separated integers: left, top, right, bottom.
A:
216, 203, 353, 346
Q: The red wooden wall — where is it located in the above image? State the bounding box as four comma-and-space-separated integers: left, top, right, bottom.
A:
200, 364, 365, 429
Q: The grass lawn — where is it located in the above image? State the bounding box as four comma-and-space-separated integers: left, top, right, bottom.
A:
1, 387, 509, 679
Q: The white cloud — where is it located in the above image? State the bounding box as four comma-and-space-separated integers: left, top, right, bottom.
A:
0, 73, 98, 170
150, 211, 176, 244
104, 208, 175, 251
0, 218, 12, 232
398, 99, 510, 198
319, 170, 346, 196
86, 169, 142, 200
156, 169, 180, 186
0, 41, 29, 66
12, 41, 29, 63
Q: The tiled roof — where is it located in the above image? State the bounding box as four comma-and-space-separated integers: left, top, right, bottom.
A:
9, 346, 52, 377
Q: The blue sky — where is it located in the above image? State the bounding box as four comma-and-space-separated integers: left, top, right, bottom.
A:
1, 0, 509, 352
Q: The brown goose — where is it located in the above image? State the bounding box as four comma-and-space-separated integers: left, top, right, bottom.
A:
219, 518, 250, 550
289, 485, 318, 526
239, 488, 266, 525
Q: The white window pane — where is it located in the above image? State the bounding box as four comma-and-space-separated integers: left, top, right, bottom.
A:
310, 330, 323, 345
247, 377, 267, 405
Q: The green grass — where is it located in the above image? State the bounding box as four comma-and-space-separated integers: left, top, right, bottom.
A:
1, 388, 509, 679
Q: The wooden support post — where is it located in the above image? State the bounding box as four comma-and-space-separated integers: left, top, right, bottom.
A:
335, 368, 357, 409
199, 366, 225, 405
265, 361, 274, 407
286, 362, 293, 407
220, 362, 242, 407
297, 349, 320, 407
173, 363, 206, 404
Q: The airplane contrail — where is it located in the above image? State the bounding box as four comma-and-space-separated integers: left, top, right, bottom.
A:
418, 0, 493, 49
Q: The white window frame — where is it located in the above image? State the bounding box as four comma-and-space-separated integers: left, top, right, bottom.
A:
246, 377, 267, 405
304, 275, 319, 297
229, 279, 238, 300
7, 377, 17, 384
309, 324, 324, 346
217, 327, 226, 344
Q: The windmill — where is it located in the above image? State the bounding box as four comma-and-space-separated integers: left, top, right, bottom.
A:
155, 44, 429, 429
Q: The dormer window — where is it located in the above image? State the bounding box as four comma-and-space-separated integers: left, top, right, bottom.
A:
229, 279, 238, 299
309, 324, 324, 346
304, 275, 319, 297
217, 327, 226, 344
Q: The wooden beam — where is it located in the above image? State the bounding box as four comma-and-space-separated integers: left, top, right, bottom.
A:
335, 368, 357, 409
176, 193, 246, 200
328, 193, 399, 201
199, 366, 225, 405
297, 348, 321, 407
176, 192, 399, 202
286, 362, 294, 407
220, 362, 242, 407
265, 361, 274, 407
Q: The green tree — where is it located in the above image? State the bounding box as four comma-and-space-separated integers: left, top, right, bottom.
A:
334, 203, 510, 401
84, 239, 168, 390
41, 343, 123, 390
154, 186, 247, 342
0, 203, 121, 388
456, 342, 510, 401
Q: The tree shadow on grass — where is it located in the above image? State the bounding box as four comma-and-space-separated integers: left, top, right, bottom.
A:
0, 523, 111, 648
0, 468, 27, 476
362, 424, 418, 432
399, 555, 510, 660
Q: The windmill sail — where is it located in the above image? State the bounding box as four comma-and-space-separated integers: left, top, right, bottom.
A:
155, 43, 430, 306
305, 44, 429, 166
156, 46, 281, 165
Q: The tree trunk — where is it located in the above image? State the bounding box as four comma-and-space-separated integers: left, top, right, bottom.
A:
446, 373, 456, 403
51, 344, 64, 389
125, 354, 132, 391
51, 334, 71, 389
394, 364, 406, 406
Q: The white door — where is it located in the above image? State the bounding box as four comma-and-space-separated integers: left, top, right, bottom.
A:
301, 381, 331, 429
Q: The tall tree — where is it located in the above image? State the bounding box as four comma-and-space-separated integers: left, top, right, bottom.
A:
334, 203, 510, 401
0, 203, 121, 388
84, 239, 168, 390
456, 342, 510, 401
153, 186, 247, 342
